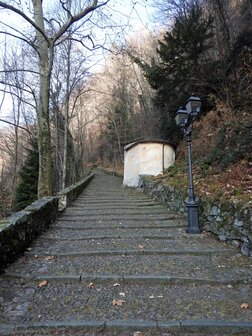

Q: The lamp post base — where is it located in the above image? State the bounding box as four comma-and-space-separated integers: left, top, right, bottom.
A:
185, 201, 201, 234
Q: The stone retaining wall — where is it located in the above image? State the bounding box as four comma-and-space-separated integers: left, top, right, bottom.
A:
139, 175, 252, 257
0, 173, 94, 272
57, 173, 94, 210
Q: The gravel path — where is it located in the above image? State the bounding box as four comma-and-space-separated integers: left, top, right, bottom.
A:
1, 172, 252, 335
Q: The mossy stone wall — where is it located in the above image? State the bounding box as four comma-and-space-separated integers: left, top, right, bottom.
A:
0, 173, 94, 273
139, 175, 252, 257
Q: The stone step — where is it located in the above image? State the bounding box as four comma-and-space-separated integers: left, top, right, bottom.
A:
1, 278, 251, 331
25, 249, 234, 258
39, 232, 209, 240
58, 216, 183, 222
66, 205, 167, 210
31, 236, 234, 254
39, 227, 198, 239
1, 173, 251, 336
51, 224, 186, 231
2, 320, 252, 336
62, 209, 175, 215
72, 200, 157, 206
4, 272, 251, 286
5, 253, 252, 282
54, 217, 185, 224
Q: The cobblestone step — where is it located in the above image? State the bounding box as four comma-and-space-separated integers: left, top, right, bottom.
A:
0, 279, 251, 328
40, 227, 188, 239
1, 172, 252, 335
5, 253, 252, 281
51, 223, 186, 230
30, 236, 235, 253
57, 216, 184, 222
25, 249, 235, 258
72, 200, 158, 206
62, 209, 174, 216
66, 204, 166, 210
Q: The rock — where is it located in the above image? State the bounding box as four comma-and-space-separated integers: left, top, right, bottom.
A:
218, 234, 227, 242
209, 206, 220, 217
16, 302, 29, 311
241, 243, 250, 256
234, 218, 244, 227
156, 185, 164, 192
231, 240, 241, 248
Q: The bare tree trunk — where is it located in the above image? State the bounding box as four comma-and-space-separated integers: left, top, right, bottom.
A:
32, 0, 53, 197
0, 0, 108, 196
62, 40, 72, 190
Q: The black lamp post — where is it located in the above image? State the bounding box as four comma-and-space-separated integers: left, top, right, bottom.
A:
175, 96, 202, 234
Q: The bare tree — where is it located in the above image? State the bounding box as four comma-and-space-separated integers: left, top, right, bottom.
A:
0, 0, 109, 197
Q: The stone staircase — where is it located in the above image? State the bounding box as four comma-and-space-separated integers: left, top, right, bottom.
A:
0, 172, 252, 335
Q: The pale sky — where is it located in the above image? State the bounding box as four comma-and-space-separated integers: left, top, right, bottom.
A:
0, 0, 157, 124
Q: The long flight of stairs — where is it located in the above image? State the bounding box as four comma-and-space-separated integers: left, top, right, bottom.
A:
0, 172, 252, 335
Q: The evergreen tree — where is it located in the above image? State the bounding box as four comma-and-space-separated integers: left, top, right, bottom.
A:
0, 182, 10, 219
134, 1, 213, 144
14, 138, 39, 211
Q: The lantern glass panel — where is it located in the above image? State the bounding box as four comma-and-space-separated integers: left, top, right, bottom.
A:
175, 109, 188, 127
186, 96, 201, 116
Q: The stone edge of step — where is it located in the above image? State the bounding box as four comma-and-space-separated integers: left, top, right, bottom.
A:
4, 272, 252, 286
1, 319, 252, 335
25, 249, 235, 258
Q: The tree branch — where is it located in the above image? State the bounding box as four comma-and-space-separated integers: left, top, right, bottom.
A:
53, 0, 109, 44
0, 1, 50, 44
0, 89, 36, 109
0, 30, 37, 50
0, 81, 34, 96
59, 0, 73, 20
0, 69, 39, 75
0, 118, 32, 134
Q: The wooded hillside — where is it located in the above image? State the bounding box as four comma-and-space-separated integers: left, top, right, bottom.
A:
0, 0, 251, 218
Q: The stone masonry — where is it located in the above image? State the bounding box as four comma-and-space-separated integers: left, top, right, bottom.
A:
0, 172, 252, 335
139, 175, 252, 257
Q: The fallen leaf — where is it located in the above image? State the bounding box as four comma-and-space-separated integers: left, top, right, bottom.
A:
133, 332, 143, 336
112, 299, 125, 306
119, 292, 126, 297
138, 245, 145, 249
38, 280, 48, 288
87, 282, 95, 289
113, 283, 120, 287
26, 247, 32, 251
45, 256, 54, 261
240, 303, 249, 309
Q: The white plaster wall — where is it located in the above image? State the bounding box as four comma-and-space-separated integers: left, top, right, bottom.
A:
123, 145, 140, 187
164, 145, 176, 169
139, 143, 163, 175
123, 143, 175, 187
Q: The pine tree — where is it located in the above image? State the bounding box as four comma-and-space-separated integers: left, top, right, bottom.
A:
14, 138, 39, 211
134, 1, 213, 144
0, 182, 10, 219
